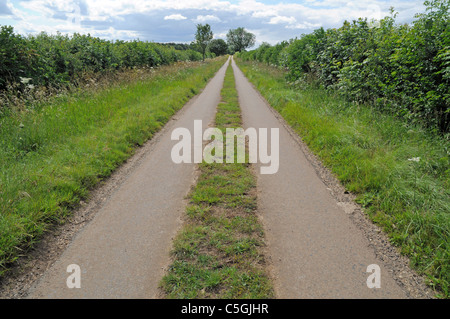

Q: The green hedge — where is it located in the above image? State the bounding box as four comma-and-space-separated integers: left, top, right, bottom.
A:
238, 0, 449, 133
0, 26, 204, 92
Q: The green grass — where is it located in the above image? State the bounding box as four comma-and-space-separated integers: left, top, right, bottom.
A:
236, 59, 450, 298
0, 57, 227, 276
159, 62, 274, 299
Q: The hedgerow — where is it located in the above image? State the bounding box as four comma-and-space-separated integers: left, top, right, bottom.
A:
0, 26, 204, 94
238, 0, 449, 133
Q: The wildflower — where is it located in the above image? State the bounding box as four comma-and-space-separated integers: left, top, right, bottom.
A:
27, 84, 35, 90
408, 157, 420, 162
19, 77, 32, 84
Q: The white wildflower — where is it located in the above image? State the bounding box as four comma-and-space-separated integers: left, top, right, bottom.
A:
408, 157, 420, 162
19, 77, 32, 84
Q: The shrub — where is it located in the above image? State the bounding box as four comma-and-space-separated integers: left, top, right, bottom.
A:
239, 0, 450, 133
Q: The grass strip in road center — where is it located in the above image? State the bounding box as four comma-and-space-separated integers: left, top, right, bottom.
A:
159, 63, 274, 299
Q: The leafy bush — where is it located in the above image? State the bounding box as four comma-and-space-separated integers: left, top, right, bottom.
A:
0, 27, 204, 94
239, 0, 449, 133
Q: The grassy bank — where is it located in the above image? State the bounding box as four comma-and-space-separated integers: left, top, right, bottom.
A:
236, 59, 449, 298
159, 62, 274, 299
0, 57, 227, 276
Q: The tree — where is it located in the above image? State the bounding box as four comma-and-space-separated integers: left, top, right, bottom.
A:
208, 39, 228, 56
195, 24, 213, 61
226, 27, 256, 53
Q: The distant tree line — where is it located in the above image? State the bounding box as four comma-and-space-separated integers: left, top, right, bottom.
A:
162, 26, 256, 58
194, 24, 256, 58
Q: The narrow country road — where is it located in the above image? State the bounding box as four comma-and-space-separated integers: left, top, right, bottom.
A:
26, 57, 412, 298
231, 58, 406, 298
27, 59, 230, 299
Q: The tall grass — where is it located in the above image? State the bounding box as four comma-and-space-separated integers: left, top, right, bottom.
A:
236, 59, 449, 298
0, 57, 227, 275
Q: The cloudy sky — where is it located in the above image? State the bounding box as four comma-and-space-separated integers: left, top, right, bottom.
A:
0, 0, 426, 47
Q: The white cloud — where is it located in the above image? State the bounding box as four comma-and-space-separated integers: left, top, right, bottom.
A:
268, 15, 296, 25
214, 31, 227, 39
5, 0, 426, 44
286, 22, 322, 30
91, 26, 140, 40
164, 14, 187, 20
252, 9, 277, 18
193, 15, 221, 23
